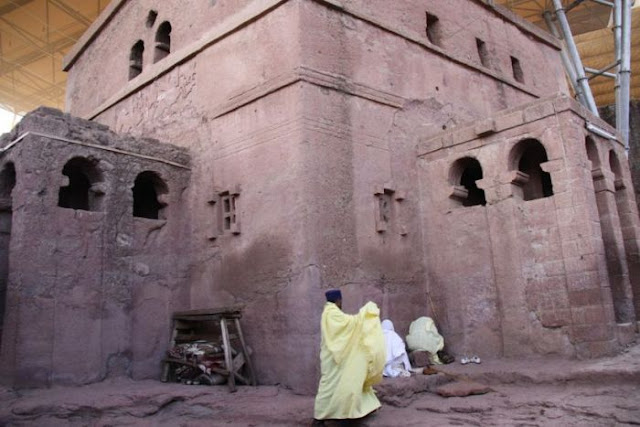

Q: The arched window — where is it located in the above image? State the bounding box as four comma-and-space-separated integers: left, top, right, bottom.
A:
129, 40, 144, 80
476, 38, 489, 68
154, 21, 171, 63
609, 150, 623, 181
509, 139, 553, 201
609, 149, 626, 191
58, 157, 104, 211
132, 171, 168, 219
425, 12, 442, 46
585, 136, 600, 170
510, 56, 524, 83
449, 157, 486, 207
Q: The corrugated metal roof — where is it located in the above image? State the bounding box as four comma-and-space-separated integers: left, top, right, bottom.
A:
0, 0, 634, 114
495, 0, 639, 105
495, 0, 613, 35
575, 7, 640, 105
0, 0, 110, 114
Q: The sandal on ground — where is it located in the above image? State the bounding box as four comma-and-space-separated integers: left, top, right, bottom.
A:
423, 366, 439, 375
438, 351, 455, 364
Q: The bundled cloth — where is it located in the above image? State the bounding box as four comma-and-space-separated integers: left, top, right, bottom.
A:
167, 341, 226, 385
406, 317, 445, 365
381, 319, 412, 378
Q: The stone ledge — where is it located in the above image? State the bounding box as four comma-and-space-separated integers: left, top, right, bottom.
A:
3, 107, 190, 169
213, 66, 405, 121
417, 94, 625, 158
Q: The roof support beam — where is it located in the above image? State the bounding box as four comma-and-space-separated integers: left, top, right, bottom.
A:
587, 0, 615, 7
564, 0, 614, 12
0, 0, 34, 16
48, 0, 91, 27
0, 28, 84, 75
0, 16, 57, 61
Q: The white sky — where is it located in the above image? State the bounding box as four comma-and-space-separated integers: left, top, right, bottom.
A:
0, 108, 23, 135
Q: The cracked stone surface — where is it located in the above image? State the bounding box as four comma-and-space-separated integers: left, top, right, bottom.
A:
2, 339, 638, 426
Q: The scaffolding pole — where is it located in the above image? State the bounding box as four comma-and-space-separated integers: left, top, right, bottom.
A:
551, 0, 600, 116
543, 10, 584, 105
616, 0, 632, 150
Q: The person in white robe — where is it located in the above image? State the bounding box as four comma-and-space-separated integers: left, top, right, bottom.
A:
381, 319, 412, 378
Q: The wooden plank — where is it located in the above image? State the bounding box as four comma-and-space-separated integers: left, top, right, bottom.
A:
235, 318, 257, 386
232, 352, 245, 371
174, 334, 236, 343
220, 318, 236, 392
173, 306, 244, 318
173, 314, 240, 322
161, 318, 178, 382
233, 371, 250, 385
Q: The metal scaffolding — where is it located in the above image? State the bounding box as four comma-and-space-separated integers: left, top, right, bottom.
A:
544, 0, 634, 150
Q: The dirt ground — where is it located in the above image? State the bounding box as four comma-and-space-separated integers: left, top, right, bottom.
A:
2, 339, 640, 426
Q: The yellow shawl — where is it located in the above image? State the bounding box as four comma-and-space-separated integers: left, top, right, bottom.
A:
313, 301, 385, 420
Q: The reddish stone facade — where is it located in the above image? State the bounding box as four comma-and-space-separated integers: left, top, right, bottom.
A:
600, 101, 640, 215
419, 95, 640, 359
0, 108, 191, 387
0, 0, 638, 393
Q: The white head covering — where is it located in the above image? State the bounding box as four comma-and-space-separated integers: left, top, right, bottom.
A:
381, 319, 412, 377
381, 319, 394, 332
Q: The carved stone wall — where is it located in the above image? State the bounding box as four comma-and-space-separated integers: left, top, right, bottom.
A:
1, 0, 637, 394
0, 108, 191, 388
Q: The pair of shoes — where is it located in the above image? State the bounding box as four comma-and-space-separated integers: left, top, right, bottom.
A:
460, 355, 481, 365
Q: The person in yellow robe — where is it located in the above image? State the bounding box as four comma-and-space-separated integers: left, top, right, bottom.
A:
313, 289, 386, 424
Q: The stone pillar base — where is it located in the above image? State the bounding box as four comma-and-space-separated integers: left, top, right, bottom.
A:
616, 322, 637, 346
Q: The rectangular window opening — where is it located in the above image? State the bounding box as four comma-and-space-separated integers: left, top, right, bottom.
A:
511, 56, 524, 83
476, 38, 489, 67
375, 188, 395, 233
219, 191, 238, 232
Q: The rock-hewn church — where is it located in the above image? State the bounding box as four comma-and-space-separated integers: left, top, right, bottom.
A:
1, 0, 638, 394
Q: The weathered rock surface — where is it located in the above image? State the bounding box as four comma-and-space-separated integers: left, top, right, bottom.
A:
435, 380, 493, 398
1, 340, 638, 426
0, 107, 192, 389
